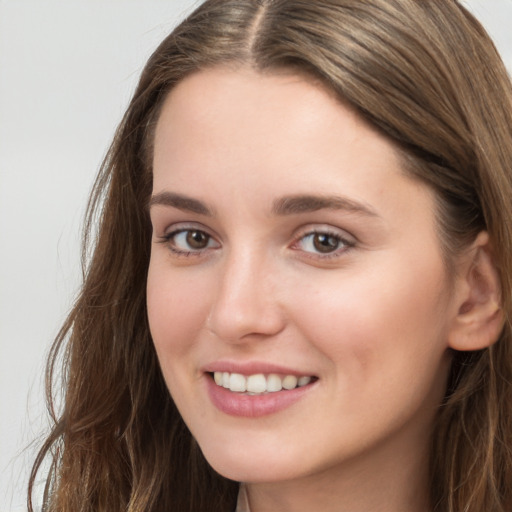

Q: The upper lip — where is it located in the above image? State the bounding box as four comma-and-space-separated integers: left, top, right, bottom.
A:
202, 360, 316, 377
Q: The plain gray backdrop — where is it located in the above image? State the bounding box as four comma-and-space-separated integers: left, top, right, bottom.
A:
1, 1, 511, 510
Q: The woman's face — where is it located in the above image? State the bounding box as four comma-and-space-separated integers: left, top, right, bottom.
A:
147, 68, 458, 485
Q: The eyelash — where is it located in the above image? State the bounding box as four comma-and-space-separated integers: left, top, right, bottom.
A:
291, 229, 355, 260
157, 227, 219, 258
157, 226, 355, 260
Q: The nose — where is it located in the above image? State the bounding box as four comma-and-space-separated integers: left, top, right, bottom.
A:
206, 248, 286, 343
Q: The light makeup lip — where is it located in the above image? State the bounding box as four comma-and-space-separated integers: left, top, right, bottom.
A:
205, 374, 317, 417
202, 360, 317, 378
202, 360, 319, 418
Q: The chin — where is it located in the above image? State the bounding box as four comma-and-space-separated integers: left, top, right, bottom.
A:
197, 435, 309, 484
208, 459, 298, 484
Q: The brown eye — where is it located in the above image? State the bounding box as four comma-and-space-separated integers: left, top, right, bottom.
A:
186, 230, 210, 249
312, 233, 341, 253
164, 229, 219, 254
295, 230, 352, 257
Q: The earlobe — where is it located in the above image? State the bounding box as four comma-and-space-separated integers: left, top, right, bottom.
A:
448, 231, 504, 351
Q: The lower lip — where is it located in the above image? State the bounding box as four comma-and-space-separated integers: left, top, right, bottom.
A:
205, 375, 316, 418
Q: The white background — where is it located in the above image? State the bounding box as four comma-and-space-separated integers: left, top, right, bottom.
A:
1, 1, 511, 510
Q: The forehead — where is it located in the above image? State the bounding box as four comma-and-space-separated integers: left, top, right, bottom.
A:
157, 66, 349, 130
153, 67, 402, 186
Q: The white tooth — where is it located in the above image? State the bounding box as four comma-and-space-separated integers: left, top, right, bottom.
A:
247, 374, 267, 393
213, 372, 223, 386
266, 374, 283, 392
282, 375, 298, 390
298, 376, 312, 387
222, 372, 230, 388
229, 373, 247, 392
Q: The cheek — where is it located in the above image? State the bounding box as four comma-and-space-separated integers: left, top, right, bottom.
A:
288, 261, 452, 440
288, 254, 451, 378
146, 260, 217, 420
146, 260, 209, 360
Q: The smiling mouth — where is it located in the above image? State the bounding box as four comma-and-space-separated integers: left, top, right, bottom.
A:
210, 371, 317, 395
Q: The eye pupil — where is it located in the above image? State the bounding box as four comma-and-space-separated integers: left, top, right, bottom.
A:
186, 230, 209, 249
313, 233, 339, 253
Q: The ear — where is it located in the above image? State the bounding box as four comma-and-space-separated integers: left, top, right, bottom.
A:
448, 231, 504, 351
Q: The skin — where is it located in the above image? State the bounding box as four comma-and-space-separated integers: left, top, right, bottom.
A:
147, 67, 466, 512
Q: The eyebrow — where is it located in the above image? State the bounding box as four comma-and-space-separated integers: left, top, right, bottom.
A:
272, 194, 379, 217
148, 191, 379, 218
149, 191, 214, 216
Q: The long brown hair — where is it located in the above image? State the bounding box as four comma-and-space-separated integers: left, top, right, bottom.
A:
29, 1, 512, 511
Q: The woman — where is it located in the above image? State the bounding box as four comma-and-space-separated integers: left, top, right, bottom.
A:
29, 1, 512, 511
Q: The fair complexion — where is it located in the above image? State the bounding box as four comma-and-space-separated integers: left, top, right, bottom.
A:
147, 68, 477, 512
